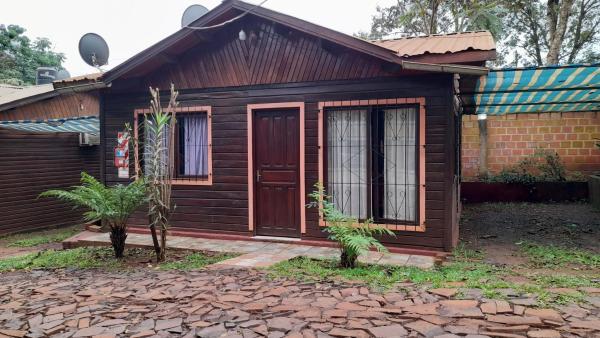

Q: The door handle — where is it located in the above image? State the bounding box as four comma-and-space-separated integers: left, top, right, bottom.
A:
256, 169, 262, 183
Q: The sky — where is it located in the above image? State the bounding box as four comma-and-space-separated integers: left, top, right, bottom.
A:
1, 0, 396, 77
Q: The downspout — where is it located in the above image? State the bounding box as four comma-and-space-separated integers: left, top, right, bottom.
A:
400, 60, 489, 75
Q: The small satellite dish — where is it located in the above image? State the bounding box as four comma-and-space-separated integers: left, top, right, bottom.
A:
56, 69, 71, 81
181, 4, 209, 28
78, 33, 109, 68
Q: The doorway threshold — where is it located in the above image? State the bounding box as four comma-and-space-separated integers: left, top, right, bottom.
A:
252, 235, 301, 242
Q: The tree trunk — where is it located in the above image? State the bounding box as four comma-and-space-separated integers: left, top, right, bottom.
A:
340, 251, 357, 269
546, 0, 575, 64
158, 224, 167, 262
149, 222, 162, 262
109, 224, 127, 259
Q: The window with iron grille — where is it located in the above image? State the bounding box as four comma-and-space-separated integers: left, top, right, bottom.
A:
325, 104, 418, 224
139, 111, 210, 183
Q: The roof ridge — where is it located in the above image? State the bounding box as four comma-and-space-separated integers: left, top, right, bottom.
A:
372, 30, 491, 43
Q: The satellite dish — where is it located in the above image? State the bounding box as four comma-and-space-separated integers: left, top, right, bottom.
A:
78, 33, 109, 68
181, 4, 209, 28
56, 69, 71, 81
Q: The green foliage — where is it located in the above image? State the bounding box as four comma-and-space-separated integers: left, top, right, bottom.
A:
483, 149, 567, 183
39, 172, 146, 258
518, 241, 600, 268
0, 248, 120, 272
361, 0, 503, 40
0, 25, 64, 85
308, 183, 395, 268
40, 172, 146, 226
5, 226, 80, 248
159, 252, 237, 271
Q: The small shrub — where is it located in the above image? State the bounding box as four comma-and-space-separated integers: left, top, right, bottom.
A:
484, 149, 567, 183
40, 172, 146, 258
308, 183, 395, 268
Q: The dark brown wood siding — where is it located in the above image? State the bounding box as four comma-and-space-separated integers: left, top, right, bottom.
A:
0, 92, 99, 121
0, 129, 100, 235
104, 75, 457, 251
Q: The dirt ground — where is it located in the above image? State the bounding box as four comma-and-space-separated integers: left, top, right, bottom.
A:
460, 202, 600, 267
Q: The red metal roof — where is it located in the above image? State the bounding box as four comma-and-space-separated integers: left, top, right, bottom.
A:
370, 31, 495, 57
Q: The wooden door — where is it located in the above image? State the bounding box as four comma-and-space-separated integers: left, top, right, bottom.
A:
253, 108, 300, 237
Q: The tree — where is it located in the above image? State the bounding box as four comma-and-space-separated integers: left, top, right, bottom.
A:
139, 85, 178, 263
361, 0, 504, 40
0, 24, 65, 85
501, 0, 600, 66
40, 172, 146, 258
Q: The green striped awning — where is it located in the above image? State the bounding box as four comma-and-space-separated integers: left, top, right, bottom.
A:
0, 116, 99, 134
462, 64, 600, 115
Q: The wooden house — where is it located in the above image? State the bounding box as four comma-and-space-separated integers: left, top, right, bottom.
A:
0, 76, 103, 235
98, 0, 496, 252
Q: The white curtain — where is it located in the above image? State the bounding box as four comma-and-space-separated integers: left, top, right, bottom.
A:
181, 114, 208, 176
327, 109, 368, 219
383, 107, 417, 221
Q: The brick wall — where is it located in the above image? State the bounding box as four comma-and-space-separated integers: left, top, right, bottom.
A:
462, 112, 600, 180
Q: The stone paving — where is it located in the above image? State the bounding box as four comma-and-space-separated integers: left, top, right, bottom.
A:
71, 232, 435, 269
1, 267, 599, 338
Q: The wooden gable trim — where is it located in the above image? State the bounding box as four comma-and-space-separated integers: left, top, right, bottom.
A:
103, 0, 403, 84
317, 98, 426, 232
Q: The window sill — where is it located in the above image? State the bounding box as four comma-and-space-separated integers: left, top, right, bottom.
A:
319, 219, 425, 232
171, 178, 212, 186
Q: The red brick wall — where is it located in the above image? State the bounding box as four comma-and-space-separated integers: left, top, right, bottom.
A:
462, 112, 600, 180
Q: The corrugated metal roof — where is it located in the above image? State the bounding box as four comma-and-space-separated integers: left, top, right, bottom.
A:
461, 64, 600, 114
370, 31, 495, 57
0, 84, 54, 107
0, 116, 99, 134
53, 72, 103, 84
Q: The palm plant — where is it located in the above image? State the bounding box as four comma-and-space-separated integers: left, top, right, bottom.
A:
40, 172, 146, 258
308, 183, 396, 268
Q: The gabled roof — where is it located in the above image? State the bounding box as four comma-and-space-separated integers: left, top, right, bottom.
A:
103, 0, 493, 83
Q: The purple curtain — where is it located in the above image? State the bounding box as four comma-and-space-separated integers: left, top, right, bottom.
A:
182, 114, 208, 176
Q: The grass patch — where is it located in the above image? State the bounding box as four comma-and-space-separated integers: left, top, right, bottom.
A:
0, 247, 237, 273
0, 247, 121, 272
159, 252, 237, 270
2, 226, 81, 248
518, 241, 600, 268
268, 256, 503, 291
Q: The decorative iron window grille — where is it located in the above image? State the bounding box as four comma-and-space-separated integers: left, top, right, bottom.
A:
140, 111, 210, 182
325, 104, 418, 224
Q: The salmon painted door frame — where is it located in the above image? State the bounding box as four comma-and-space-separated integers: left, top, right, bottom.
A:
318, 98, 427, 232
247, 102, 306, 235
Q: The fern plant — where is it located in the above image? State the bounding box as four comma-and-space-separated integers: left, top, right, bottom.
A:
40, 172, 146, 258
308, 183, 395, 268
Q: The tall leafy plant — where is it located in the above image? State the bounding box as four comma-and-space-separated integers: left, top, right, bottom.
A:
40, 172, 146, 258
141, 84, 179, 263
308, 183, 395, 268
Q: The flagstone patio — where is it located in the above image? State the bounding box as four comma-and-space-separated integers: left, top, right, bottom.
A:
1, 266, 598, 337
66, 231, 436, 269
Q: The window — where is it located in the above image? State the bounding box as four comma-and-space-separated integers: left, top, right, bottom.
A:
325, 104, 418, 224
135, 106, 212, 185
